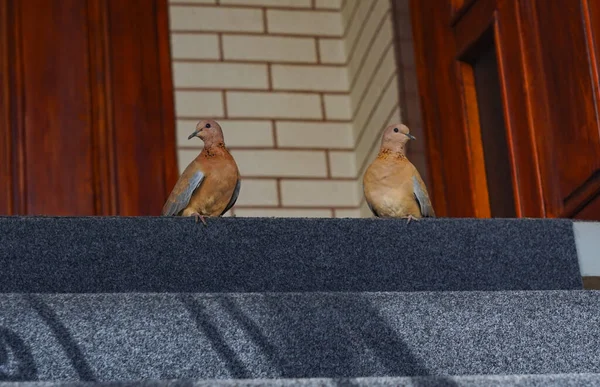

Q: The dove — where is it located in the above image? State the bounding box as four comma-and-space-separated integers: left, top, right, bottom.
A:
161, 119, 240, 226
362, 123, 435, 223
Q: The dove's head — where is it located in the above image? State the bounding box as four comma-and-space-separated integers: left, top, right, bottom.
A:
380, 123, 415, 154
188, 119, 225, 147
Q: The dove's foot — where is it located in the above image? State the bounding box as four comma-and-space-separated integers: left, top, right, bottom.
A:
191, 212, 208, 226
402, 215, 419, 225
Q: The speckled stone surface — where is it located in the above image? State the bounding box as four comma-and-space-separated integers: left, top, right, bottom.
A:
0, 217, 583, 293
0, 291, 598, 381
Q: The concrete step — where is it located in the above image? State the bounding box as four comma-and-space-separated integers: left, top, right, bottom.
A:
0, 290, 598, 381
0, 216, 584, 292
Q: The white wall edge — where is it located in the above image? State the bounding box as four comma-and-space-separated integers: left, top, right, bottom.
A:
573, 221, 600, 276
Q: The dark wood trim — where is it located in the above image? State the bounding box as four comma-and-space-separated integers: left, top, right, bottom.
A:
0, 0, 26, 215
0, 0, 178, 216
0, 0, 12, 215
156, 0, 179, 203
450, 0, 478, 26
88, 0, 118, 215
515, 0, 559, 217
494, 0, 545, 217
583, 276, 600, 290
456, 59, 492, 218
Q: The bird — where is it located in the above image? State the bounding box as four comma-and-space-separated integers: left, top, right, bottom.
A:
362, 123, 435, 223
161, 119, 240, 226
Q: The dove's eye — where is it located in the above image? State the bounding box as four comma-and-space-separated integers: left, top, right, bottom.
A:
393, 128, 399, 133
205, 123, 211, 128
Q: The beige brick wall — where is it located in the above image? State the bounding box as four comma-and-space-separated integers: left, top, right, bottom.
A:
168, 0, 414, 218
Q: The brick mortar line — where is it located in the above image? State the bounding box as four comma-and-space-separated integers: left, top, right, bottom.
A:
342, 0, 361, 38
176, 116, 353, 123
350, 41, 395, 121
221, 91, 228, 118
170, 3, 341, 12
340, 0, 347, 12
276, 178, 282, 207
353, 71, 397, 146
217, 33, 224, 60
348, 11, 393, 89
180, 146, 355, 151
170, 30, 343, 39
176, 87, 349, 95
267, 64, 273, 90
262, 7, 268, 33
271, 119, 278, 147
232, 176, 357, 181
171, 32, 392, 70
234, 205, 361, 210
325, 149, 332, 178
314, 38, 321, 63
345, 1, 380, 65
172, 17, 391, 87
173, 58, 345, 68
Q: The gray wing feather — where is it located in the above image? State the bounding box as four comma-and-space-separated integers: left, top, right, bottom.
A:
363, 182, 379, 217
162, 170, 205, 216
221, 179, 241, 216
412, 175, 435, 217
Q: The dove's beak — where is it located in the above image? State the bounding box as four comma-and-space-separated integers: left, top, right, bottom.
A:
406, 133, 416, 140
188, 130, 200, 140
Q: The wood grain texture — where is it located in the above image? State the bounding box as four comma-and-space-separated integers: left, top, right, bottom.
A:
516, 0, 561, 217
0, 0, 177, 216
0, 0, 25, 215
409, 0, 600, 219
88, 0, 118, 216
456, 60, 491, 218
494, 0, 545, 217
0, 0, 13, 214
410, 0, 461, 217
20, 0, 96, 215
107, 0, 178, 215
534, 0, 600, 216
582, 276, 600, 290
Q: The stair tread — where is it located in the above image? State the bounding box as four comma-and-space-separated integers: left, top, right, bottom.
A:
3, 373, 600, 386
1, 290, 599, 381
0, 217, 582, 293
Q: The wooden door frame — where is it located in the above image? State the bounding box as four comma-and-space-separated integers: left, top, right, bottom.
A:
0, 0, 178, 216
408, 0, 549, 218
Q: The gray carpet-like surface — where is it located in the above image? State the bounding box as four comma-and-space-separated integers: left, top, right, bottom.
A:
0, 217, 582, 293
0, 291, 598, 382
3, 373, 600, 386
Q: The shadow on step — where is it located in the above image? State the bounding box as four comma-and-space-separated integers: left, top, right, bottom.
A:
179, 294, 459, 386
0, 327, 37, 381
1, 295, 97, 382
24, 295, 96, 382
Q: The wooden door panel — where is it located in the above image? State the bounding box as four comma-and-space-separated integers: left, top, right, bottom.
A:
409, 0, 600, 219
494, 0, 545, 217
0, 0, 20, 214
410, 0, 473, 217
20, 0, 96, 215
0, 0, 177, 216
533, 0, 600, 216
107, 0, 177, 215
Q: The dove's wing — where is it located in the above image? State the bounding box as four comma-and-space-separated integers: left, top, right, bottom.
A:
221, 178, 241, 215
161, 169, 205, 216
412, 174, 435, 217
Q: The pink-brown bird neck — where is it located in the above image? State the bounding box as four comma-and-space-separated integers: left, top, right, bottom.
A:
379, 139, 407, 159
200, 141, 230, 159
